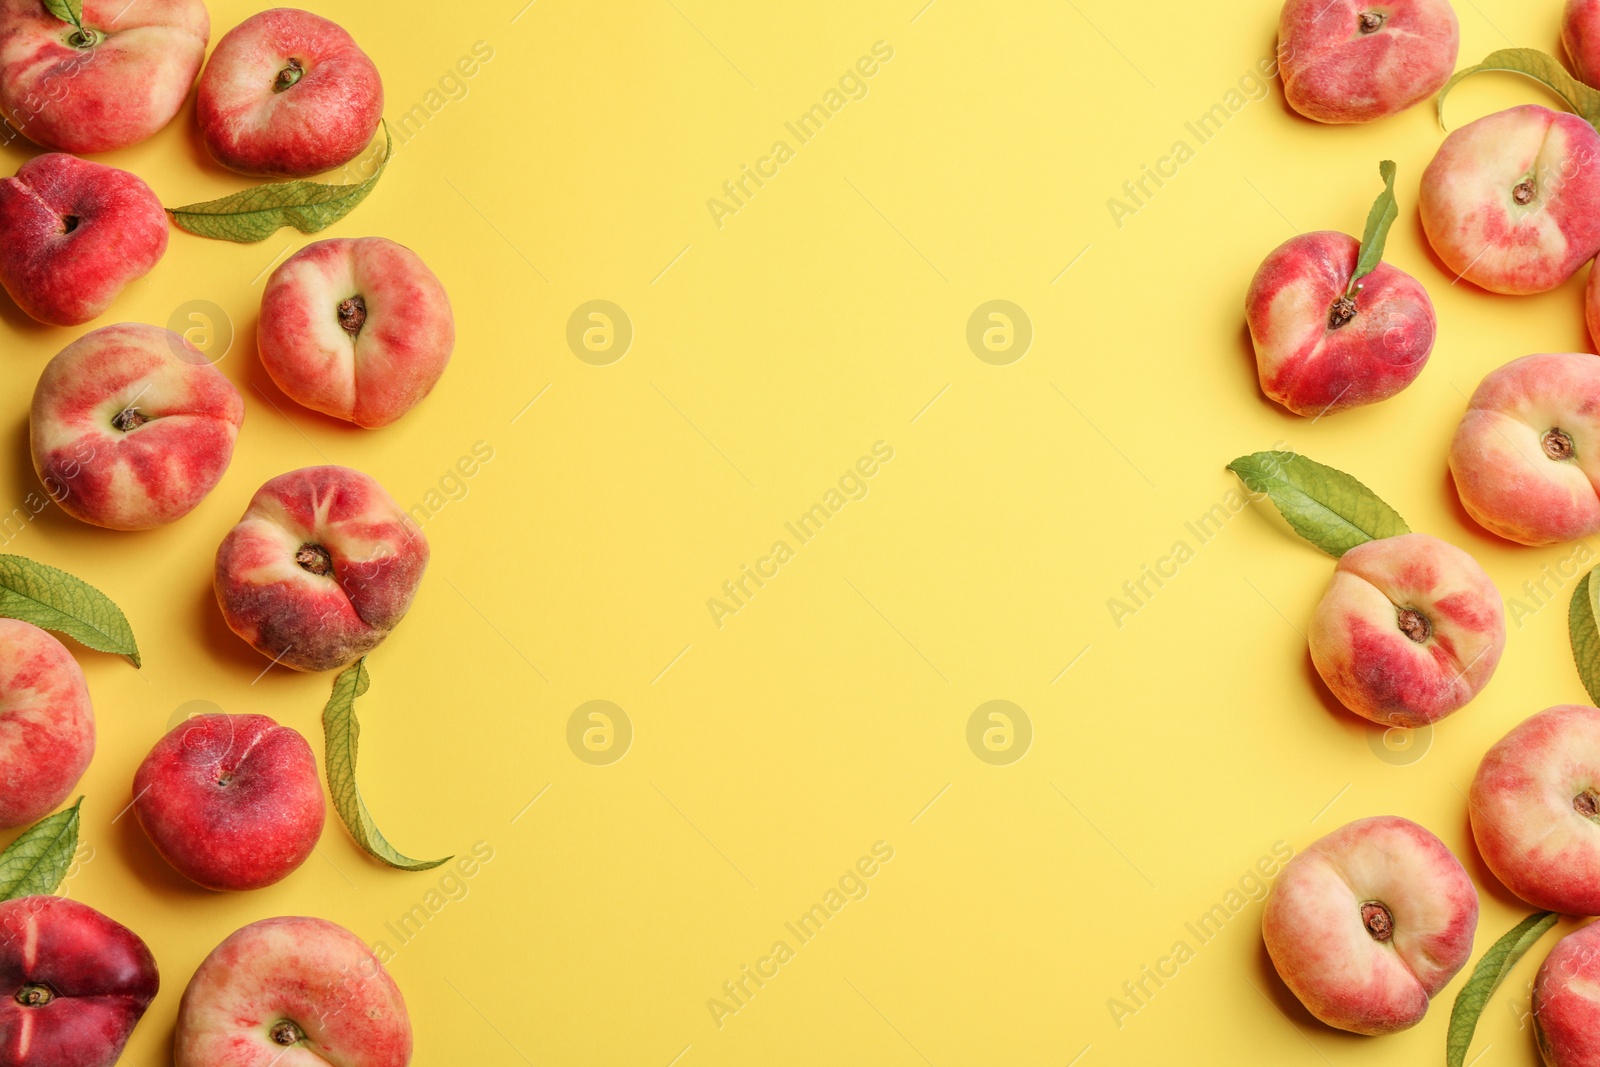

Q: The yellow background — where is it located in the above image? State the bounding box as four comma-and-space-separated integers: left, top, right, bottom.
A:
1, 0, 1593, 1063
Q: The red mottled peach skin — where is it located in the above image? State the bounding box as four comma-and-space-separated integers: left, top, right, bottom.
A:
1277, 0, 1458, 124
0, 0, 208, 153
1450, 353, 1600, 546
1246, 230, 1435, 415
215, 466, 428, 672
1471, 705, 1600, 916
0, 895, 160, 1067
134, 713, 324, 892
176, 916, 410, 1067
196, 8, 383, 177
259, 238, 454, 427
1262, 816, 1478, 1035
0, 619, 92, 829
1535, 921, 1600, 1066
1421, 106, 1600, 295
0, 154, 167, 326
1308, 533, 1504, 728
31, 324, 244, 531
1567, 0, 1600, 87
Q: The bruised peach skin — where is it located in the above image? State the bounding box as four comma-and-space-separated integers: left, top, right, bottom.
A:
1449, 353, 1600, 546
1262, 816, 1478, 1034
1420, 105, 1600, 295
1308, 533, 1504, 728
134, 713, 324, 892
1534, 921, 1600, 1066
0, 0, 208, 153
1470, 706, 1600, 916
196, 8, 383, 177
0, 619, 92, 829
259, 238, 454, 427
0, 154, 168, 327
31, 324, 244, 531
1567, 0, 1600, 87
215, 466, 428, 672
1246, 230, 1435, 415
1277, 0, 1458, 124
175, 916, 411, 1067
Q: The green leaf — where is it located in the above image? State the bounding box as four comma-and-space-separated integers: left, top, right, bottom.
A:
41, 0, 83, 32
1571, 568, 1600, 704
1438, 47, 1600, 129
1446, 910, 1559, 1067
1226, 451, 1409, 557
169, 123, 392, 243
0, 556, 139, 667
1348, 160, 1398, 294
0, 798, 81, 900
323, 659, 451, 872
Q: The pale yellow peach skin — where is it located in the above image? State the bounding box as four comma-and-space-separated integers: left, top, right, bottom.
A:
1450, 353, 1600, 546
1471, 705, 1600, 916
1308, 533, 1504, 728
1421, 105, 1600, 295
1263, 816, 1477, 1034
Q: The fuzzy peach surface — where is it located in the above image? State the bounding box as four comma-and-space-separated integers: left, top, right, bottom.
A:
1420, 106, 1600, 295
1470, 705, 1600, 916
1245, 230, 1435, 416
1277, 0, 1458, 123
1449, 352, 1600, 546
0, 154, 167, 327
29, 324, 244, 531
1262, 815, 1478, 1035
196, 7, 383, 176
0, 618, 91, 829
214, 465, 429, 672
258, 237, 455, 428
1307, 533, 1505, 728
175, 916, 410, 1067
0, 0, 208, 153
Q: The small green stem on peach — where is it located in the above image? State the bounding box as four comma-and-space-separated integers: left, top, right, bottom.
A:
274, 58, 304, 92
65, 27, 100, 49
14, 984, 51, 1007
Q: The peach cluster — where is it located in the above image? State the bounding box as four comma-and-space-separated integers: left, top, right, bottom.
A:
0, 2, 447, 1062
1251, 1, 1600, 1054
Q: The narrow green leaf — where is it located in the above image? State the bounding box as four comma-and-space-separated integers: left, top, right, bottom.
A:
0, 798, 81, 901
323, 660, 451, 871
1446, 910, 1559, 1067
1438, 47, 1600, 129
0, 556, 138, 667
1571, 568, 1600, 705
1348, 160, 1398, 294
1226, 451, 1409, 557
41, 0, 83, 32
169, 123, 392, 243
